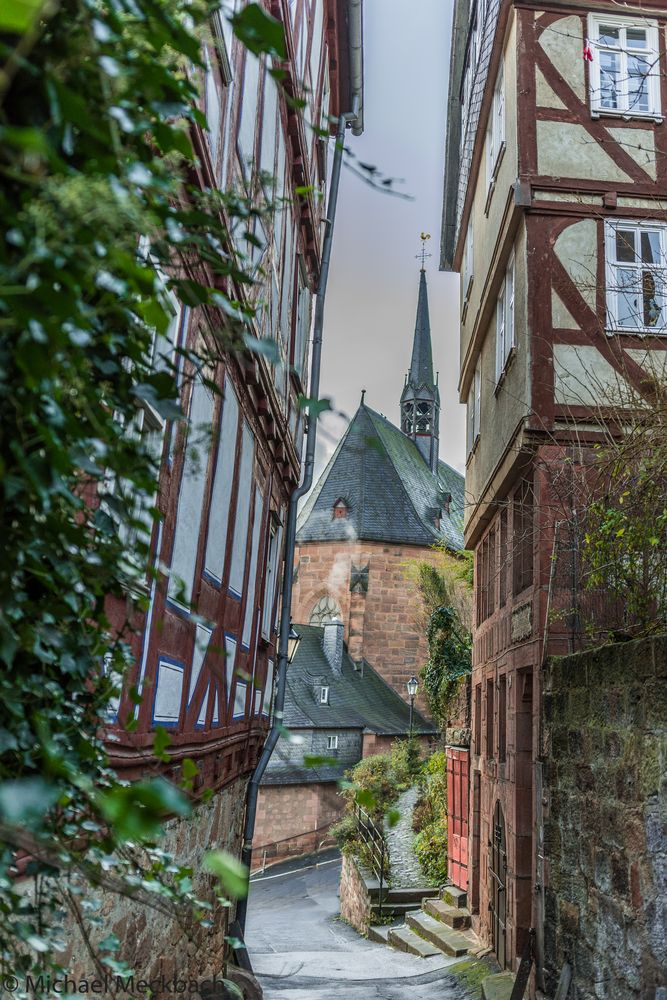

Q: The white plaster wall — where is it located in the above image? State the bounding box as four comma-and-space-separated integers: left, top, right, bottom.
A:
553, 219, 598, 315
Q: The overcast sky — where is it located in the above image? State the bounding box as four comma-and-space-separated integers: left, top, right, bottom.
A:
315, 0, 464, 476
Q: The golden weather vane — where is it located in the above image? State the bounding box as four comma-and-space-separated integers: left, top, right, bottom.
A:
416, 232, 432, 270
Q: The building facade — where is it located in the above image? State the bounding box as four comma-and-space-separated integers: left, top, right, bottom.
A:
442, 0, 667, 984
72, 0, 364, 982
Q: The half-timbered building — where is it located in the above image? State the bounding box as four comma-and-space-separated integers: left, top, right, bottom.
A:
91, 0, 364, 982
442, 0, 667, 985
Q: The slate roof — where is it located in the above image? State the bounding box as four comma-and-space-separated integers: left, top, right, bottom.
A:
296, 403, 465, 549
263, 624, 436, 785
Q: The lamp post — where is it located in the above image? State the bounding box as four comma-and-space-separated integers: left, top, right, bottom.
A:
407, 676, 418, 740
286, 625, 301, 664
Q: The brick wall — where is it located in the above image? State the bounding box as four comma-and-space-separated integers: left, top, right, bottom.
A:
339, 853, 372, 934
293, 539, 445, 714
252, 782, 345, 864
542, 636, 667, 1000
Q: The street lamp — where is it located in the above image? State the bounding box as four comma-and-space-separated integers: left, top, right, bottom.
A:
407, 676, 418, 739
286, 625, 301, 664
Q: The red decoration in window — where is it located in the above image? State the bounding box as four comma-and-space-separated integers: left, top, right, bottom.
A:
583, 39, 594, 62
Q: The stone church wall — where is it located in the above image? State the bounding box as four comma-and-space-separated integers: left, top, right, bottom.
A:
293, 539, 446, 713
542, 636, 667, 1000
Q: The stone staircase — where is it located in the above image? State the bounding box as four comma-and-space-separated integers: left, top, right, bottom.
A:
369, 884, 481, 961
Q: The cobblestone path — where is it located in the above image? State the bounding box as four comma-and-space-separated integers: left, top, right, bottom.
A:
386, 785, 425, 888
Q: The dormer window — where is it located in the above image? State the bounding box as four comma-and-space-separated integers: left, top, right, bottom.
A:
320, 686, 329, 704
333, 498, 348, 520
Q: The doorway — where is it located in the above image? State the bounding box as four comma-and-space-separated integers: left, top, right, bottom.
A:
489, 800, 507, 968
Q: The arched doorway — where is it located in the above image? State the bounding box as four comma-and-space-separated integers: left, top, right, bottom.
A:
489, 800, 507, 968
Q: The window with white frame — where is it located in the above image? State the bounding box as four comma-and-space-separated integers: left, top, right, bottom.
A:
588, 16, 661, 118
466, 359, 481, 456
495, 252, 515, 383
320, 686, 329, 705
463, 218, 474, 302
486, 66, 505, 191
326, 734, 339, 751
605, 221, 667, 332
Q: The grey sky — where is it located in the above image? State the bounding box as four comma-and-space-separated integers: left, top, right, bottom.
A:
316, 0, 465, 475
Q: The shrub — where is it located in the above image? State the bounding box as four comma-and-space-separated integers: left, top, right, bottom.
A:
330, 813, 359, 855
414, 822, 449, 886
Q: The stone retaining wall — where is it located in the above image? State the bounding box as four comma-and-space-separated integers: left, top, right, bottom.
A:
53, 776, 249, 996
542, 636, 667, 1000
339, 853, 372, 935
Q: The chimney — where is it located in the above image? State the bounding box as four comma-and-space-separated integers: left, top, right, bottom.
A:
322, 619, 344, 677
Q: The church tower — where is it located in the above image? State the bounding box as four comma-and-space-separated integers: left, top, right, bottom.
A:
400, 265, 440, 474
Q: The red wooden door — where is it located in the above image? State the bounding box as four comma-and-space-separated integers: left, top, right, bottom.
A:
446, 747, 470, 890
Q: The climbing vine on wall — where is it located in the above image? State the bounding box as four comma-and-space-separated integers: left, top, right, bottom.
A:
421, 606, 472, 730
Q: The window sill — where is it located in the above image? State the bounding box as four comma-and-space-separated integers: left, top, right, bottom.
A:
591, 107, 663, 125
606, 325, 667, 338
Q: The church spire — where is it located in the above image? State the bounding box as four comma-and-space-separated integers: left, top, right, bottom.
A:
400, 243, 440, 474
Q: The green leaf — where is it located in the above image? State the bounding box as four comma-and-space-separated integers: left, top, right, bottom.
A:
303, 754, 338, 768
231, 4, 286, 59
385, 808, 401, 829
355, 788, 376, 811
0, 778, 61, 828
153, 726, 171, 762
0, 0, 45, 33
204, 850, 248, 899
181, 758, 198, 780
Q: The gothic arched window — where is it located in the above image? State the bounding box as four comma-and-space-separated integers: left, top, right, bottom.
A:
309, 595, 341, 626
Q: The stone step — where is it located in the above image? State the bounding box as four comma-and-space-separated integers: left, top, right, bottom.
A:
367, 924, 391, 945
367, 884, 439, 903
441, 884, 468, 909
481, 971, 516, 1000
405, 911, 473, 957
387, 924, 440, 958
371, 901, 424, 920
388, 886, 440, 903
423, 897, 472, 929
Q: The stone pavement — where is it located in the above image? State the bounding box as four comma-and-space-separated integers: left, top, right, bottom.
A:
245, 850, 493, 1000
385, 785, 427, 889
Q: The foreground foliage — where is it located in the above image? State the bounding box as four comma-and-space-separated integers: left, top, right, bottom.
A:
0, 0, 285, 987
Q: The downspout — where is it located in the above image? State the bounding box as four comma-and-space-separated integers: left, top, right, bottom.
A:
236, 106, 356, 934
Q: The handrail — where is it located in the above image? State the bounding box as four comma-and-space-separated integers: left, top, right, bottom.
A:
354, 804, 388, 919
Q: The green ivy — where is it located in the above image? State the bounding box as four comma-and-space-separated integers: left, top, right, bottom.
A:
0, 0, 287, 988
421, 606, 472, 729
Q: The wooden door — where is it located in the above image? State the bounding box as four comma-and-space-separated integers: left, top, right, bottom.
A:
446, 747, 469, 890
